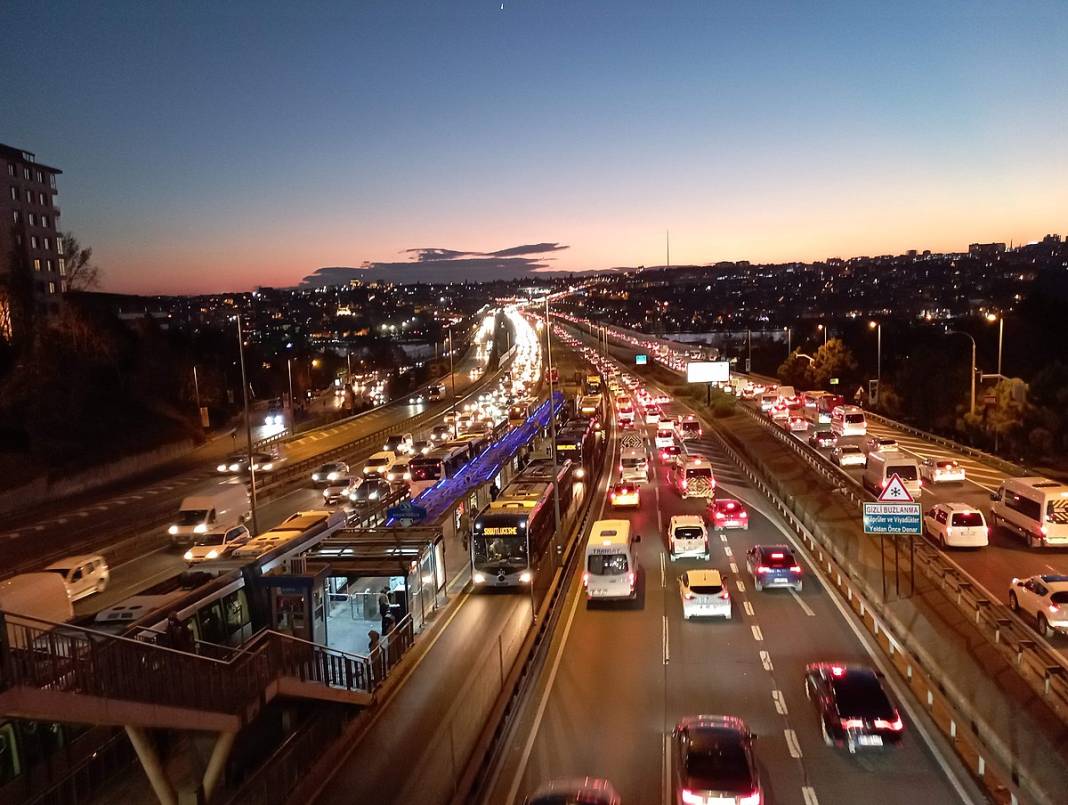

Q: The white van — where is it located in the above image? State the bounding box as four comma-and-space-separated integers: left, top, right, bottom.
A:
168, 483, 251, 545
619, 447, 649, 483
991, 477, 1068, 548
0, 573, 74, 647
669, 515, 709, 560
584, 520, 639, 602
672, 456, 716, 498
43, 555, 110, 602
831, 405, 867, 438
863, 451, 922, 499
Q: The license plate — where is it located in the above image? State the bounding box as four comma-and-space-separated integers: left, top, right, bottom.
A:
769, 577, 790, 585
856, 735, 883, 747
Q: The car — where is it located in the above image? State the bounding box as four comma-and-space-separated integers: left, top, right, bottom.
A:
809, 430, 836, 449
745, 545, 803, 591
832, 444, 866, 467
654, 392, 671, 405
1009, 575, 1068, 637
322, 476, 359, 504
183, 525, 251, 564
644, 405, 661, 424
363, 451, 396, 477
678, 570, 732, 620
920, 457, 966, 484
609, 482, 640, 508
430, 424, 452, 443
769, 404, 789, 423
348, 477, 392, 507
407, 392, 426, 404
804, 663, 904, 752
263, 405, 284, 426
385, 457, 412, 485
311, 461, 350, 484
383, 432, 414, 455
668, 515, 709, 560
43, 555, 109, 601
785, 416, 809, 433
659, 443, 684, 464
655, 428, 676, 449
923, 503, 988, 548
217, 450, 276, 475
660, 416, 678, 433
671, 716, 760, 804
863, 436, 899, 455
708, 498, 749, 530
525, 778, 622, 805
412, 439, 433, 455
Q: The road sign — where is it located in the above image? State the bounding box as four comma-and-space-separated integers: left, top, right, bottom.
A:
388, 502, 428, 522
863, 502, 922, 535
829, 377, 839, 386
877, 473, 914, 502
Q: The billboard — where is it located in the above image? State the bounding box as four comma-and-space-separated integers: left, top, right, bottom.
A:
635, 354, 648, 365
687, 361, 730, 383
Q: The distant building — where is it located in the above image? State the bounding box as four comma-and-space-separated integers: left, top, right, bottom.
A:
0, 143, 64, 333
969, 242, 1006, 257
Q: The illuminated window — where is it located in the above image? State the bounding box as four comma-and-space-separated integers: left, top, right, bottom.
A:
30, 236, 38, 249
48, 281, 56, 294
43, 237, 50, 251
38, 192, 45, 205
8, 186, 14, 201
58, 258, 66, 276
34, 259, 41, 272
46, 259, 54, 272
6, 162, 13, 177
56, 236, 64, 256
41, 215, 48, 228
28, 213, 36, 226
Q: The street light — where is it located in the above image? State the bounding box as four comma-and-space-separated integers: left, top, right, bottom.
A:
946, 329, 977, 416
784, 325, 791, 355
869, 321, 881, 401
543, 298, 563, 572
986, 313, 1004, 378
817, 323, 828, 348
448, 324, 458, 438
235, 315, 259, 535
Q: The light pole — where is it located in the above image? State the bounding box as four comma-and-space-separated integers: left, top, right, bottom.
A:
746, 328, 752, 374
946, 329, 977, 416
543, 298, 563, 568
448, 324, 458, 438
785, 326, 791, 356
869, 321, 882, 400
192, 365, 202, 422
286, 358, 294, 412
235, 315, 259, 535
986, 313, 1004, 377
818, 324, 827, 348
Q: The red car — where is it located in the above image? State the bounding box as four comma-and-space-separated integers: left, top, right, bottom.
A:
708, 498, 749, 529
659, 444, 684, 464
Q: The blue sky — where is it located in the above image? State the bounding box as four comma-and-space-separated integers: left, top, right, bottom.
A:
2, 1, 1066, 293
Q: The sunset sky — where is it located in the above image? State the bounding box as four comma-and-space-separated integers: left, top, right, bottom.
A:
2, 1, 1066, 295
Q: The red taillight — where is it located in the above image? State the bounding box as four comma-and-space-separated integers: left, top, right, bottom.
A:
841, 718, 865, 730
715, 511, 725, 519
582, 572, 589, 587
757, 566, 769, 574
680, 790, 704, 805
719, 589, 730, 600
681, 479, 689, 490
627, 571, 636, 588
1049, 604, 1060, 614
875, 715, 904, 731
738, 793, 761, 805
790, 565, 802, 573
740, 511, 748, 518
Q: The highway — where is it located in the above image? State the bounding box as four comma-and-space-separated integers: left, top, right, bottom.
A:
483, 348, 979, 805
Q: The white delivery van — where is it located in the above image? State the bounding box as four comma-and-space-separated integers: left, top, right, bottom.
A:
583, 520, 639, 602
669, 515, 709, 560
168, 483, 250, 545
619, 447, 649, 483
863, 451, 922, 499
831, 405, 867, 438
0, 573, 74, 648
990, 477, 1068, 548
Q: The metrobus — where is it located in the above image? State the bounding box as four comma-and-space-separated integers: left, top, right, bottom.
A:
509, 398, 535, 427
802, 391, 844, 425
409, 445, 469, 496
555, 423, 593, 479
471, 481, 557, 588
516, 456, 575, 513
584, 373, 603, 396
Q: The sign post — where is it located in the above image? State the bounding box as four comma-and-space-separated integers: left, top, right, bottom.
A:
863, 474, 921, 599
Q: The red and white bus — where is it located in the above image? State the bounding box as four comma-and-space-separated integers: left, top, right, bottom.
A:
802, 391, 844, 425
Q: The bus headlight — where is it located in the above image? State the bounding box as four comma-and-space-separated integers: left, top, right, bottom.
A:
168, 525, 179, 535
519, 571, 532, 583
183, 550, 193, 561
473, 572, 486, 584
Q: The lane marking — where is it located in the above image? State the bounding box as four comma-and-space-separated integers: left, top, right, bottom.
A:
723, 545, 733, 557
660, 552, 666, 589
662, 616, 670, 665
662, 732, 671, 805
719, 534, 728, 543
751, 625, 763, 641
759, 650, 773, 671
735, 579, 746, 593
790, 589, 816, 617
772, 689, 788, 715
743, 601, 755, 617
802, 785, 820, 805
784, 728, 803, 758
730, 562, 738, 574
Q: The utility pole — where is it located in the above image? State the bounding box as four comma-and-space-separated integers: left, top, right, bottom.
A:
236, 315, 259, 535
448, 325, 458, 438
746, 328, 752, 374
287, 358, 294, 412
192, 365, 202, 421
543, 298, 563, 567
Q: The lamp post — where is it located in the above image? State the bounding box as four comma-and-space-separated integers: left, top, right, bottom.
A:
448, 324, 458, 438
986, 313, 1004, 377
543, 298, 563, 568
869, 321, 882, 400
235, 315, 259, 535
785, 326, 791, 356
946, 329, 977, 416
192, 365, 202, 421
818, 324, 827, 348
286, 358, 294, 412
746, 328, 752, 374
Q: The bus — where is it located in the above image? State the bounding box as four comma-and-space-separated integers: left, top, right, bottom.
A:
584, 373, 603, 396
517, 456, 575, 513
802, 391, 844, 425
409, 444, 469, 496
555, 422, 593, 478
830, 404, 867, 438
427, 384, 447, 402
509, 398, 535, 427
471, 481, 557, 588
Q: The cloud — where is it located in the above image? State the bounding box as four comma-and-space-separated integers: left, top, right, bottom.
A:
298, 242, 571, 288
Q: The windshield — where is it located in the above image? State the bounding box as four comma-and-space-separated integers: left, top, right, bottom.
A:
176, 509, 209, 525
674, 527, 704, 540
474, 534, 527, 564
951, 512, 984, 527
587, 553, 629, 575
690, 582, 723, 596
193, 532, 228, 546
686, 467, 712, 479
845, 414, 865, 424
682, 421, 699, 431
887, 464, 918, 481
683, 730, 752, 792
762, 551, 794, 568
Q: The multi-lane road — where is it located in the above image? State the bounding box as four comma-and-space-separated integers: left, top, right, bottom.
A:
484, 346, 980, 805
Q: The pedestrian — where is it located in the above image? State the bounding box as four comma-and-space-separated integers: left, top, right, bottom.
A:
367, 629, 381, 653
377, 586, 391, 618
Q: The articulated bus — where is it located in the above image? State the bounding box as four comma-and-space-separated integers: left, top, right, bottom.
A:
472, 481, 557, 588
555, 422, 594, 479
409, 444, 469, 496
516, 456, 575, 513
802, 391, 845, 425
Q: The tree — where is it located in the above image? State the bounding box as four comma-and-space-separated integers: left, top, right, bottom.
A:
777, 350, 812, 388
59, 231, 102, 290
809, 338, 857, 388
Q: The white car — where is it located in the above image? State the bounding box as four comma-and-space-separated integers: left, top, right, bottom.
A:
654, 428, 675, 449
363, 451, 396, 477
44, 555, 109, 602
385, 457, 412, 485
679, 570, 732, 620
183, 525, 251, 564
786, 416, 809, 433
323, 477, 359, 504
920, 457, 966, 484
311, 461, 350, 484
833, 444, 866, 467
863, 436, 899, 455
923, 503, 988, 548
668, 515, 709, 560
1009, 574, 1068, 637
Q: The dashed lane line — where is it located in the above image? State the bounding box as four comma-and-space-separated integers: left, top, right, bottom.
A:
790, 589, 816, 617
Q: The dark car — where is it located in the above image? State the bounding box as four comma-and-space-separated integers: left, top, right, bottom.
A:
707, 498, 749, 530
347, 478, 392, 507
659, 444, 684, 464
672, 715, 761, 805
809, 430, 836, 449
524, 777, 622, 805
804, 663, 904, 752
217, 450, 277, 475
745, 545, 802, 591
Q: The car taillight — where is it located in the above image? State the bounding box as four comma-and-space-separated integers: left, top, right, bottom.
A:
1049, 604, 1060, 614
683, 590, 695, 600
874, 715, 904, 731
680, 790, 705, 805
681, 479, 688, 490
582, 572, 589, 586
918, 479, 924, 487
738, 792, 761, 805
790, 565, 802, 573
627, 571, 635, 588
740, 511, 748, 518
841, 718, 865, 730
719, 589, 730, 600
757, 566, 769, 574
715, 511, 725, 519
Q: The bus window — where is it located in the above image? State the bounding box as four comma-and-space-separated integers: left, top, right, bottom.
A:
0, 722, 21, 785
223, 589, 250, 636
198, 601, 226, 645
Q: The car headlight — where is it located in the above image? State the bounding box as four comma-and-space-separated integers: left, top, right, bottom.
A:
168, 525, 179, 535
327, 472, 338, 481
183, 550, 193, 561
217, 464, 228, 472
473, 572, 486, 584
262, 463, 273, 470
312, 473, 321, 481
194, 523, 208, 533
323, 489, 331, 497
229, 463, 240, 471
206, 550, 219, 559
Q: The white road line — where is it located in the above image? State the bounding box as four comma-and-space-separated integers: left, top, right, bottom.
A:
729, 562, 738, 574
743, 601, 755, 617
759, 650, 773, 671
662, 732, 671, 805
662, 616, 670, 665
751, 624, 763, 641
723, 545, 732, 557
772, 689, 788, 715
802, 785, 820, 805
784, 728, 803, 758
660, 552, 666, 589
735, 579, 746, 593
720, 534, 728, 543
505, 561, 585, 805
790, 589, 816, 617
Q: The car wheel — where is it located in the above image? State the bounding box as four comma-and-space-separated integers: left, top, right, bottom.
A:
753, 578, 763, 592
1009, 592, 1019, 612
795, 580, 803, 593
1038, 614, 1052, 638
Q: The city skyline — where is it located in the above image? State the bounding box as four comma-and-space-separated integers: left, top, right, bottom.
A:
2, 0, 1067, 295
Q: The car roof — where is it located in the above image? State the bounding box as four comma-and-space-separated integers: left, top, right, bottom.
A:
671, 514, 704, 527
685, 569, 723, 585
45, 554, 104, 569
939, 502, 979, 513
755, 544, 792, 555
1038, 575, 1068, 587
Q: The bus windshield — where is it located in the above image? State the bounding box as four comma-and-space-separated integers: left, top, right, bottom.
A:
474, 534, 527, 564
410, 461, 441, 481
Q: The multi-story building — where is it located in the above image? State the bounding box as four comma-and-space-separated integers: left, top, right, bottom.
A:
0, 143, 64, 333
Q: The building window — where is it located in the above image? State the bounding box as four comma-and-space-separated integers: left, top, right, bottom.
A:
12, 211, 19, 224
56, 236, 64, 256
60, 280, 67, 292
48, 281, 56, 294
35, 170, 43, 183
41, 215, 48, 228
58, 258, 66, 276
34, 259, 41, 272
23, 168, 30, 180
30, 235, 38, 249
38, 192, 45, 205
8, 186, 14, 201
6, 162, 13, 177
46, 259, 54, 272
43, 237, 50, 251
28, 213, 36, 227
49, 175, 56, 190
25, 189, 32, 203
